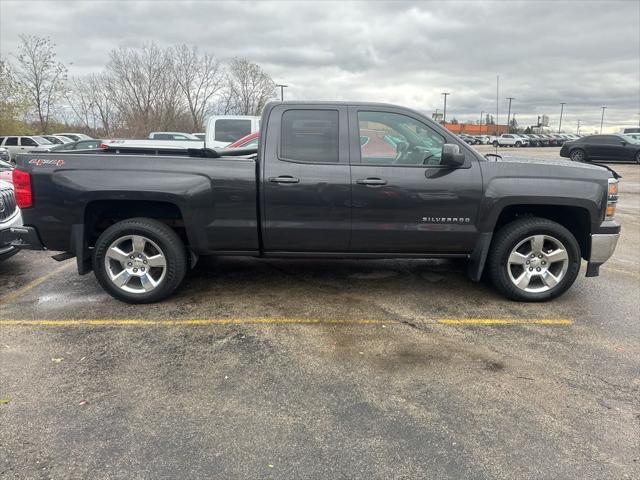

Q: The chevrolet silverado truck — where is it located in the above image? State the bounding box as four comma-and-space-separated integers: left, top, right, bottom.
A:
7, 102, 620, 303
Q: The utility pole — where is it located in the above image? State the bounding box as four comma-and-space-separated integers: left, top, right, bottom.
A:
506, 97, 515, 133
495, 75, 499, 137
441, 92, 450, 124
558, 102, 566, 133
275, 84, 288, 101
600, 106, 606, 133
577, 119, 581, 135
480, 110, 484, 133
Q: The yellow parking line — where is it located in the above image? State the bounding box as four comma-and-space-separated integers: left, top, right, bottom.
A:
0, 318, 573, 327
0, 262, 73, 305
438, 319, 572, 325
0, 318, 387, 327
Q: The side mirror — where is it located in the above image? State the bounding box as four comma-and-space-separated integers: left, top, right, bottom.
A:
441, 143, 465, 167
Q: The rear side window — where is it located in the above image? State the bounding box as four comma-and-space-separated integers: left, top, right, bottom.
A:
596, 135, 620, 144
20, 137, 37, 146
5, 137, 18, 146
215, 119, 252, 143
280, 109, 339, 163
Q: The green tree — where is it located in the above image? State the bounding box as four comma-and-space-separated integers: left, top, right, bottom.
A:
0, 59, 30, 134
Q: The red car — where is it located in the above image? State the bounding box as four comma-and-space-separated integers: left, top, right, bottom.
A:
227, 132, 259, 149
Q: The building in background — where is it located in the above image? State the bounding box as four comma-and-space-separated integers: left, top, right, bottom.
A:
441, 123, 509, 135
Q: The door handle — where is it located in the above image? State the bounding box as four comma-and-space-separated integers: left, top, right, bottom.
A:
356, 178, 387, 186
268, 175, 300, 184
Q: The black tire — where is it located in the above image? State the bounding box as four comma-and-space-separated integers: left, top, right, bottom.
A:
487, 217, 581, 302
93, 218, 188, 303
492, 140, 499, 147
515, 141, 522, 147
635, 151, 640, 164
570, 148, 587, 162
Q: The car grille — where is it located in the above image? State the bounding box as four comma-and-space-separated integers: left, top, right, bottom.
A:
0, 188, 18, 222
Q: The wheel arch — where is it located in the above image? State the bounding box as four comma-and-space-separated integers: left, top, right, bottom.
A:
468, 203, 593, 282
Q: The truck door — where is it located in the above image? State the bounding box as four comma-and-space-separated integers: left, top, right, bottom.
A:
348, 107, 483, 254
262, 105, 351, 252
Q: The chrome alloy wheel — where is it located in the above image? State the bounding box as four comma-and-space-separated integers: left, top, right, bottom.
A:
506, 234, 569, 293
104, 235, 167, 294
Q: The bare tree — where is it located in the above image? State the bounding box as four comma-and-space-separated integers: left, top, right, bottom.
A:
172, 45, 223, 131
65, 74, 119, 136
14, 35, 67, 133
224, 58, 276, 116
104, 42, 183, 136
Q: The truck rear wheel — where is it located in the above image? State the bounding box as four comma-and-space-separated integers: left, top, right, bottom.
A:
492, 140, 499, 147
93, 218, 187, 303
487, 217, 581, 301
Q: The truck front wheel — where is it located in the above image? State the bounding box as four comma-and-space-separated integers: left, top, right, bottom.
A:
487, 217, 581, 301
93, 218, 188, 303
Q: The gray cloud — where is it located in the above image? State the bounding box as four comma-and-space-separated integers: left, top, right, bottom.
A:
1, 0, 638, 132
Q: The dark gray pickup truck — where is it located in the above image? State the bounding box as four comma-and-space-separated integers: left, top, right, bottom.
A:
7, 102, 620, 303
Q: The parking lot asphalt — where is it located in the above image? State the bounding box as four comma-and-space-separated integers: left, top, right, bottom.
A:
1, 148, 638, 479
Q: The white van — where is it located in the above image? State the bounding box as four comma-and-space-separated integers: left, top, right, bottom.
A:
205, 116, 260, 149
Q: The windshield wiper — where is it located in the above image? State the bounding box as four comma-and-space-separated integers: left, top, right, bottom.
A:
484, 153, 502, 160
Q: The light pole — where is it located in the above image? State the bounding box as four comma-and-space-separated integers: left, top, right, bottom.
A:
577, 119, 581, 135
506, 97, 515, 133
275, 84, 288, 101
441, 92, 450, 124
600, 106, 606, 133
480, 110, 484, 133
558, 102, 566, 133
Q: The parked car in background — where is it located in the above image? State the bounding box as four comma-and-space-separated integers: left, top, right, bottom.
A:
192, 133, 206, 140
148, 132, 202, 141
227, 132, 260, 149
49, 139, 104, 151
619, 127, 640, 134
0, 147, 10, 163
52, 133, 93, 141
491, 134, 529, 147
0, 136, 52, 160
474, 135, 491, 144
521, 134, 540, 147
41, 135, 73, 145
458, 134, 476, 145
560, 134, 640, 163
206, 115, 260, 149
0, 179, 22, 262
0, 159, 13, 184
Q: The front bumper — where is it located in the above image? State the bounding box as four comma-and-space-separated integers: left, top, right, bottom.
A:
0, 209, 25, 257
586, 231, 620, 277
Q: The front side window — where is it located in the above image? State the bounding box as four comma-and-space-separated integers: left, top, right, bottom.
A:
280, 109, 339, 163
5, 137, 18, 146
357, 111, 445, 166
20, 137, 37, 146
215, 119, 252, 143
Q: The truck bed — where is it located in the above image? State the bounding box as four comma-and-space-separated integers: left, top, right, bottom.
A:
17, 152, 260, 256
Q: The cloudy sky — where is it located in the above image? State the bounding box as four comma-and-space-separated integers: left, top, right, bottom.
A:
1, 0, 639, 132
